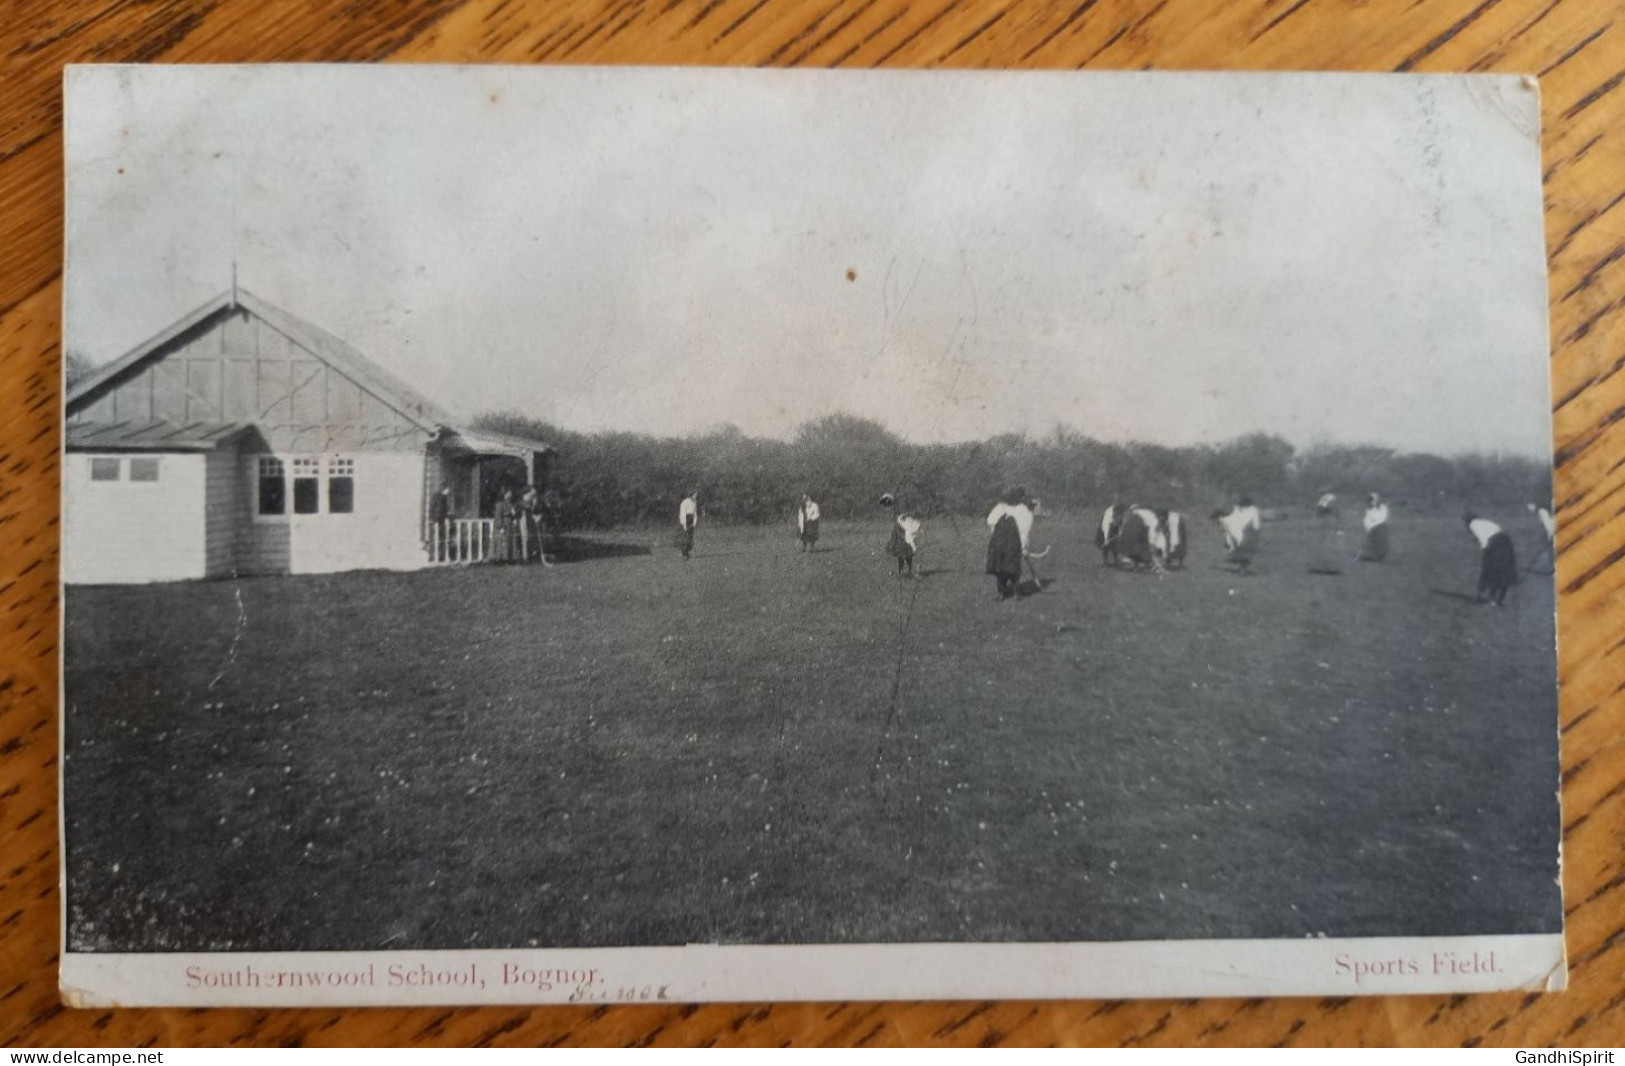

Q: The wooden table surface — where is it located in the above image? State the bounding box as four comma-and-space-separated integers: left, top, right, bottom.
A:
3, 0, 1622, 1048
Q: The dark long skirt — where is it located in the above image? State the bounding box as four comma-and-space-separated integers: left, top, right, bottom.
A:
986, 515, 1022, 573
1479, 532, 1518, 603
1118, 512, 1153, 569
1360, 523, 1390, 562
886, 523, 913, 562
1158, 511, 1186, 569
1227, 524, 1260, 568
986, 515, 1023, 599
493, 513, 517, 562
800, 518, 820, 548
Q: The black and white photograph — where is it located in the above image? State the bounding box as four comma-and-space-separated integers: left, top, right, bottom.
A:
59, 65, 1563, 1004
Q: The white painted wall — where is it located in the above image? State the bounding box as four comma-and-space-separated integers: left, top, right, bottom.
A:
63, 453, 207, 584
244, 452, 428, 575
65, 451, 431, 583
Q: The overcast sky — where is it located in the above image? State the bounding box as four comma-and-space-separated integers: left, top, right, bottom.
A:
65, 66, 1553, 458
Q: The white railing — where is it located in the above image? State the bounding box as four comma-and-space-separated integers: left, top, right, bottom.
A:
427, 518, 493, 564
426, 518, 549, 564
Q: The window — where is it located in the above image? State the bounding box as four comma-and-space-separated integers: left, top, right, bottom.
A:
129, 458, 160, 482
90, 458, 120, 481
258, 457, 286, 515
292, 458, 320, 515
327, 457, 354, 514
256, 455, 355, 517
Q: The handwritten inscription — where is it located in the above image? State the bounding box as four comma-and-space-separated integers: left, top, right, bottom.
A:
568, 981, 671, 1003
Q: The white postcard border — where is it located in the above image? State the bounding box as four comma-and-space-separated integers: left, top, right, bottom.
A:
61, 934, 1566, 1007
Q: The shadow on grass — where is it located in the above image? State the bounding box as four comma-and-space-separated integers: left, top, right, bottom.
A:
548, 536, 653, 563
680, 548, 805, 560
1429, 588, 1483, 603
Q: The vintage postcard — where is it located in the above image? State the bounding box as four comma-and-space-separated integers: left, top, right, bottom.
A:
60, 65, 1563, 1005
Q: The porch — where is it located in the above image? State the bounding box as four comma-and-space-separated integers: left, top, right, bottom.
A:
423, 425, 554, 565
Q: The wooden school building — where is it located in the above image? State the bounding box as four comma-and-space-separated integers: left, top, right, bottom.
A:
64, 288, 550, 584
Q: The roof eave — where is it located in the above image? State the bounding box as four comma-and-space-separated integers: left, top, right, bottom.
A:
65, 421, 256, 452
438, 425, 553, 456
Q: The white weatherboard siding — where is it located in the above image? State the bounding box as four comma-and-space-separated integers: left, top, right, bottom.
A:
64, 453, 207, 584
204, 448, 246, 576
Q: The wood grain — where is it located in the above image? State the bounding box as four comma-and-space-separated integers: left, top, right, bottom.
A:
4, 0, 1622, 1047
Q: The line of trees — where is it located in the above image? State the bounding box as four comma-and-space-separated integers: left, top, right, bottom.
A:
477, 411, 1552, 530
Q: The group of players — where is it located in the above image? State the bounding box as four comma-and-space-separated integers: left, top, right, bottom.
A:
682, 488, 1555, 608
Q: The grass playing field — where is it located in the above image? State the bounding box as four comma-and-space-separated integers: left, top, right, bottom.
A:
63, 511, 1562, 951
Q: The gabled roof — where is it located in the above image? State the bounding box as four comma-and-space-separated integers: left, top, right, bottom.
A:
67, 421, 254, 452
235, 290, 455, 432
66, 288, 455, 433
66, 287, 551, 455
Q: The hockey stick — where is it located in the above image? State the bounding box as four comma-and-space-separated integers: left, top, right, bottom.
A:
1024, 545, 1052, 588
